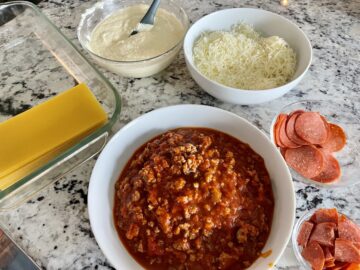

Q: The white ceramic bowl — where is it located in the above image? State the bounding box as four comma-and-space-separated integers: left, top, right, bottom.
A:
183, 8, 312, 105
88, 104, 295, 269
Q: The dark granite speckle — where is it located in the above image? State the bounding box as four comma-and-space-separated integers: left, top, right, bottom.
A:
0, 97, 31, 116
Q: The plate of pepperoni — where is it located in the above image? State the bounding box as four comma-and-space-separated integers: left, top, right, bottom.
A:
270, 100, 360, 187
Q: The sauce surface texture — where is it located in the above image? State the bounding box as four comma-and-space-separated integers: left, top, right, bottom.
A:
114, 128, 274, 269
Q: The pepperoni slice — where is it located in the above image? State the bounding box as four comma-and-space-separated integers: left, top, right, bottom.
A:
329, 261, 351, 270
309, 222, 337, 247
325, 259, 336, 268
302, 241, 325, 270
338, 217, 360, 243
279, 115, 300, 148
312, 153, 341, 183
324, 246, 335, 260
346, 263, 360, 270
280, 147, 287, 158
286, 112, 309, 146
289, 109, 305, 117
320, 123, 347, 152
310, 208, 339, 224
274, 114, 287, 148
321, 116, 331, 138
334, 239, 360, 263
324, 247, 336, 268
297, 221, 314, 247
285, 145, 325, 178
295, 112, 329, 144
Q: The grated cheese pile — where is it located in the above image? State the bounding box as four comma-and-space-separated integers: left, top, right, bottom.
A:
193, 23, 297, 90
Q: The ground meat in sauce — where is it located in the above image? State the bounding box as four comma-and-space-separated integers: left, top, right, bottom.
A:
114, 128, 274, 270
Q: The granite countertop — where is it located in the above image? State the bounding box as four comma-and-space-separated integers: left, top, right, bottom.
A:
1, 0, 360, 269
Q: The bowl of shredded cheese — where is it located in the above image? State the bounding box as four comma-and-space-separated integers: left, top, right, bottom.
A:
184, 8, 312, 104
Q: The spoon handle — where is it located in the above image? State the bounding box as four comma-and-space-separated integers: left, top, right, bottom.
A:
140, 0, 161, 25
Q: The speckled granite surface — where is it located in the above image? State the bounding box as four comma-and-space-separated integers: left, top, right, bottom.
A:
1, 0, 360, 269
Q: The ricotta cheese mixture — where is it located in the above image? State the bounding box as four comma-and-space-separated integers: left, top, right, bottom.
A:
89, 5, 185, 61
193, 23, 297, 90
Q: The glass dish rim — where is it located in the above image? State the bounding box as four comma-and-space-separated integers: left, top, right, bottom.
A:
269, 99, 360, 189
0, 1, 121, 199
77, 0, 190, 64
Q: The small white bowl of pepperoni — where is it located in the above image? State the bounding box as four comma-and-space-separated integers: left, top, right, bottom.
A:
270, 100, 360, 187
292, 208, 360, 270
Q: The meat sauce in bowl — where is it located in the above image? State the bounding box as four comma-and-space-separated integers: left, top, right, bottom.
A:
114, 128, 274, 270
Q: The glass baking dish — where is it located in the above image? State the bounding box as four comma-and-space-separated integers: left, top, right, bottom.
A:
0, 1, 121, 210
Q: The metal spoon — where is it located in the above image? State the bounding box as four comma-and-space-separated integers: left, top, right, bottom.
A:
130, 0, 161, 36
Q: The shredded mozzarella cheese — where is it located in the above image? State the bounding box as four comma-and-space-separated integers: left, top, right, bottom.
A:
193, 24, 297, 90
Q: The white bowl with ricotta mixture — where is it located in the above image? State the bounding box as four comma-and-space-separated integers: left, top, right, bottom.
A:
183, 8, 312, 105
78, 0, 189, 78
